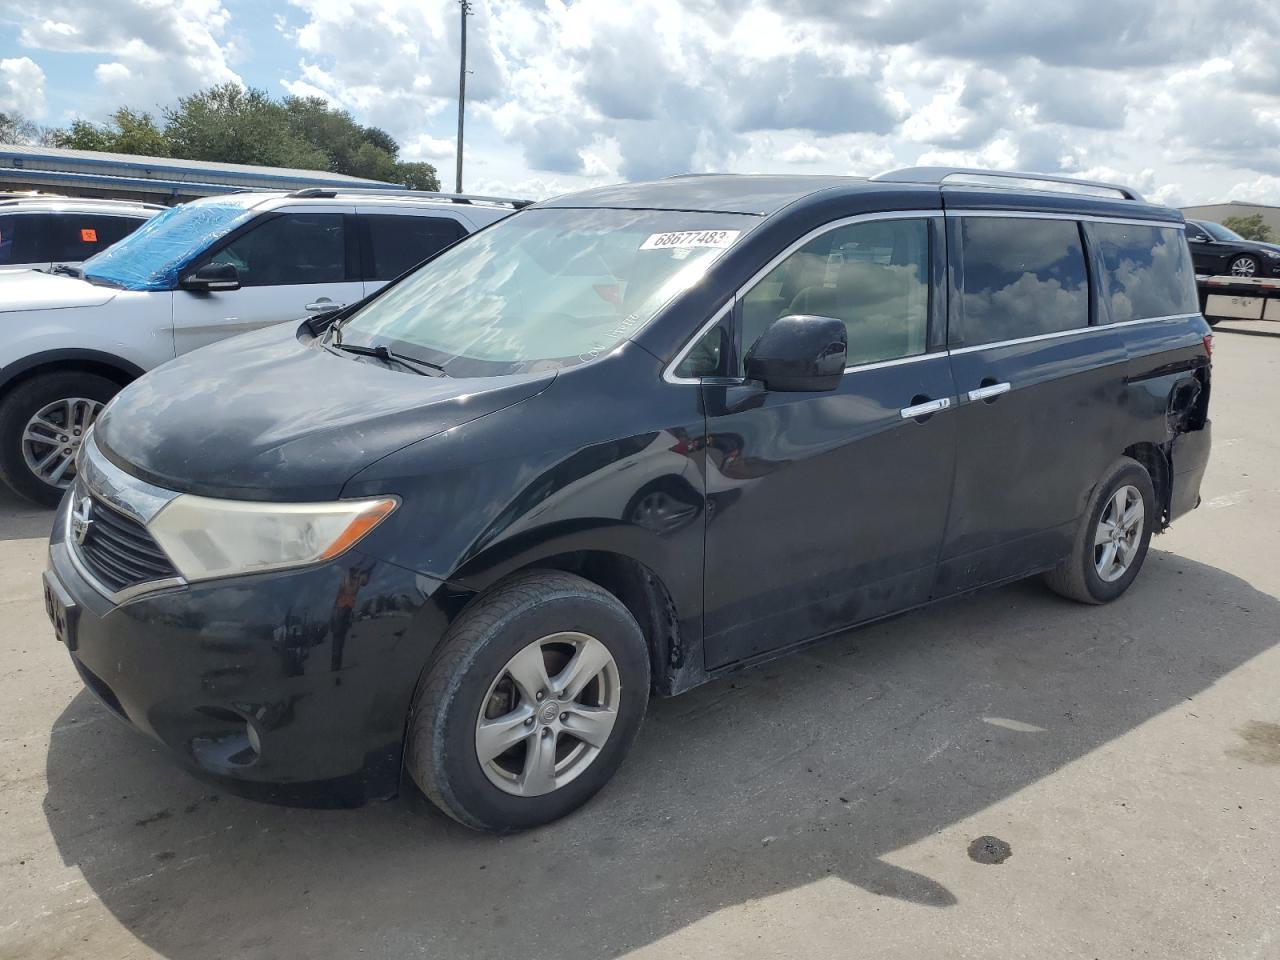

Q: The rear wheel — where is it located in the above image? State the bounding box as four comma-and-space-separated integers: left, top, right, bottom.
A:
405, 570, 649, 832
0, 372, 119, 507
1043, 456, 1155, 604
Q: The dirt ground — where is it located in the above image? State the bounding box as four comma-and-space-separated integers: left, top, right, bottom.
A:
1, 324, 1277, 960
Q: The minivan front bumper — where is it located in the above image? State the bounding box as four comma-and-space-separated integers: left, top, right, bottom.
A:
45, 493, 452, 805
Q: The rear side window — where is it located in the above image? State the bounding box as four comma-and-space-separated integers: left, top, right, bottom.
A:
960, 217, 1089, 345
740, 217, 930, 370
208, 213, 347, 287
1091, 223, 1200, 323
49, 215, 145, 261
365, 214, 465, 280
0, 214, 40, 265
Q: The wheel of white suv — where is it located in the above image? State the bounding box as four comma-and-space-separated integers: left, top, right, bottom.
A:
405, 570, 650, 832
1043, 456, 1156, 604
0, 372, 119, 507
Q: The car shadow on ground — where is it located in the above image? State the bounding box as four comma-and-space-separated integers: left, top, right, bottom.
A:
40, 550, 1279, 960
1214, 323, 1280, 339
0, 489, 53, 542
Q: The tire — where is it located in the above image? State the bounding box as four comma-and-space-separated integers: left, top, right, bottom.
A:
0, 372, 120, 507
1228, 255, 1260, 278
405, 570, 650, 832
1043, 456, 1156, 605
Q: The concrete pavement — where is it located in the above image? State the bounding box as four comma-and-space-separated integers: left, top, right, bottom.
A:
2, 325, 1277, 960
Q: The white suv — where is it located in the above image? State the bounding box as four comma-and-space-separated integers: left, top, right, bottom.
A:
0, 196, 161, 272
0, 188, 526, 504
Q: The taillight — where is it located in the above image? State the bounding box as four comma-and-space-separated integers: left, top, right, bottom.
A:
1203, 333, 1213, 358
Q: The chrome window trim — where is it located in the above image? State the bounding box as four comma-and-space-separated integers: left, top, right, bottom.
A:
844, 350, 945, 374
946, 209, 1186, 230
663, 300, 733, 385
735, 209, 942, 302
661, 210, 941, 385
661, 205, 1192, 385
948, 313, 1202, 355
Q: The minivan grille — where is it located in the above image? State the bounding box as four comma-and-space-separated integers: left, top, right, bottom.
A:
74, 494, 178, 594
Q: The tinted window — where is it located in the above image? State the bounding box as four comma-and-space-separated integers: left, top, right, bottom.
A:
209, 213, 346, 287
1200, 220, 1243, 242
0, 214, 41, 265
366, 214, 465, 280
741, 218, 929, 370
960, 218, 1089, 345
49, 214, 146, 262
674, 322, 727, 378
1093, 223, 1200, 323
1186, 222, 1212, 242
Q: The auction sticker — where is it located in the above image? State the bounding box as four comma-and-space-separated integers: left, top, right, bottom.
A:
641, 229, 740, 250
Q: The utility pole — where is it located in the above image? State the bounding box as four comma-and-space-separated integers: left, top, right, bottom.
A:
455, 1, 472, 194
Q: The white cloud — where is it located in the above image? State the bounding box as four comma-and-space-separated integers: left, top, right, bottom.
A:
11, 0, 240, 113
778, 144, 829, 165
7, 0, 1280, 203
0, 57, 47, 119
1226, 175, 1280, 205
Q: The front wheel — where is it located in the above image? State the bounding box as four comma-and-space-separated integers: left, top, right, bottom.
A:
405, 570, 650, 832
1228, 255, 1259, 278
1043, 456, 1156, 604
0, 372, 119, 507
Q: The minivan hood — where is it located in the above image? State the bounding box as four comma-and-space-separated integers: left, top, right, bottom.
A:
94, 323, 555, 500
0, 270, 117, 313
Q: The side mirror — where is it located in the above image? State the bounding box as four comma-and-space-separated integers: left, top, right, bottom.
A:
744, 314, 847, 392
180, 262, 240, 292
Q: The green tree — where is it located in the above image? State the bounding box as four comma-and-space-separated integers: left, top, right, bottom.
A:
1221, 213, 1277, 243
163, 84, 326, 170
49, 108, 169, 156
393, 161, 442, 192
37, 84, 441, 190
1, 111, 43, 145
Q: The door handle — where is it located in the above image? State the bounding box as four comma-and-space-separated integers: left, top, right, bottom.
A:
305, 298, 346, 313
900, 397, 951, 419
967, 381, 1011, 402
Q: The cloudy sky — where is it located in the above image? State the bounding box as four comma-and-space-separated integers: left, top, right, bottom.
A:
2, 0, 1279, 205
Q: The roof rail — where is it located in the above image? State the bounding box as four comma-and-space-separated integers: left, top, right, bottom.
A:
0, 195, 166, 210
286, 186, 534, 209
871, 166, 1145, 202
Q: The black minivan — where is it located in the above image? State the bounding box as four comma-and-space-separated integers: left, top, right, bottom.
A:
43, 168, 1212, 831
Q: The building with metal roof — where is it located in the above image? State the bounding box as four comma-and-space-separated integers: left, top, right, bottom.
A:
0, 144, 406, 204
1180, 201, 1280, 235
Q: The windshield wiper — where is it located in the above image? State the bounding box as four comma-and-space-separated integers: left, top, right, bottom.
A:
51, 264, 83, 279
327, 341, 446, 377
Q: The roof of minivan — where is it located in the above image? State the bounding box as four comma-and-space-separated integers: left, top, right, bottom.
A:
535, 175, 872, 216
534, 173, 1182, 222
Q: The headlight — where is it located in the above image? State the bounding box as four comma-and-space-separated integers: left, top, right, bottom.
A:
148, 495, 398, 582
1264, 249, 1280, 259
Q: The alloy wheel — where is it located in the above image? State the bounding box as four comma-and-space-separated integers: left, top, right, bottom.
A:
475, 631, 621, 796
1230, 257, 1258, 278
1094, 484, 1144, 582
21, 397, 102, 490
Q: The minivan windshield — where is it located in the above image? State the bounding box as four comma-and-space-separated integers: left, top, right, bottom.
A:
82, 201, 255, 292
337, 207, 758, 376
